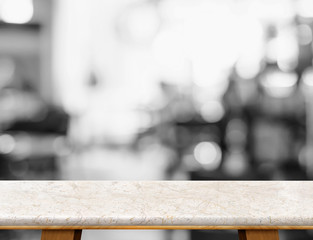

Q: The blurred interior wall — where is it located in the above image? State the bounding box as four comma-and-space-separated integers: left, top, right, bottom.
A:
52, 0, 158, 110
52, 0, 161, 144
52, 0, 92, 112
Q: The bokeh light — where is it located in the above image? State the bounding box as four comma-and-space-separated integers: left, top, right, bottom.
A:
0, 0, 34, 24
200, 101, 225, 123
261, 70, 298, 98
194, 141, 222, 170
0, 134, 15, 154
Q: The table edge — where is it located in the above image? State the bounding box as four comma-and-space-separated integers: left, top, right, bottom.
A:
0, 225, 312, 230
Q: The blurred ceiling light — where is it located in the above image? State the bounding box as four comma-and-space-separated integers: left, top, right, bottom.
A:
200, 101, 225, 123
117, 2, 160, 44
0, 134, 15, 154
277, 34, 299, 71
261, 70, 298, 98
296, 0, 313, 18
0, 0, 33, 24
194, 141, 222, 171
277, 58, 298, 73
298, 24, 313, 45
267, 31, 299, 71
301, 67, 313, 88
235, 59, 261, 80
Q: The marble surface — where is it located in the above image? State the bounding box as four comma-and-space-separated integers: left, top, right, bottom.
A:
0, 181, 312, 227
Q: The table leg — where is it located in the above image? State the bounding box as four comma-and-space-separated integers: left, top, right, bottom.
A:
238, 230, 279, 240
41, 230, 82, 240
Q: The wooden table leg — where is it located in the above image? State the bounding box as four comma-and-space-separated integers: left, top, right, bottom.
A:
238, 230, 279, 240
41, 230, 82, 240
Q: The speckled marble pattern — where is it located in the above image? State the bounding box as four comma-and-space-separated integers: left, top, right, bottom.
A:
0, 181, 312, 227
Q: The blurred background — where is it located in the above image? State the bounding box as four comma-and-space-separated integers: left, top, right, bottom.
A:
0, 0, 313, 239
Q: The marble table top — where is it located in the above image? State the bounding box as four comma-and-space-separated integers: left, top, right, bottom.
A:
0, 181, 312, 229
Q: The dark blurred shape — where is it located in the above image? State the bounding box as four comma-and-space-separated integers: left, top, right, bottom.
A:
0, 88, 69, 179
